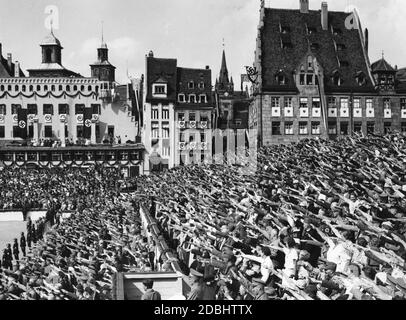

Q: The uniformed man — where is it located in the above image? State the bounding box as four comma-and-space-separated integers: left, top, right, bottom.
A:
20, 232, 27, 256
12, 239, 19, 261
187, 268, 205, 300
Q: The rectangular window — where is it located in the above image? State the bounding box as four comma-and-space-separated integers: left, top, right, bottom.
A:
340, 122, 349, 135
200, 95, 207, 103
178, 113, 185, 121
77, 125, 83, 138
189, 95, 196, 103
299, 122, 308, 135
354, 122, 362, 133
0, 104, 6, 115
162, 122, 169, 138
328, 122, 337, 134
284, 98, 293, 108
384, 99, 391, 110
299, 74, 305, 85
58, 104, 69, 115
300, 98, 308, 108
154, 85, 166, 94
162, 108, 169, 120
328, 97, 337, 107
312, 97, 321, 108
311, 122, 321, 135
353, 98, 361, 109
271, 97, 280, 108
401, 98, 406, 110
151, 108, 159, 120
189, 113, 196, 122
43, 104, 54, 115
92, 104, 101, 114
340, 98, 349, 109
13, 126, 19, 137
179, 132, 185, 142
306, 74, 314, 85
272, 122, 281, 135
11, 104, 21, 114
366, 98, 373, 109
0, 126, 4, 138
178, 94, 185, 103
44, 125, 53, 138
27, 104, 38, 115
384, 122, 392, 134
200, 132, 206, 142
367, 122, 375, 134
151, 122, 159, 138
285, 122, 293, 135
75, 104, 85, 115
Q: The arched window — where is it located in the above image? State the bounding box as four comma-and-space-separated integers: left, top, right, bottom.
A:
95, 86, 99, 93
29, 85, 33, 92
332, 72, 342, 86
22, 85, 26, 92
66, 85, 70, 92
88, 85, 92, 91
308, 56, 313, 70
44, 85, 48, 91
51, 85, 55, 91
81, 85, 85, 91
37, 85, 41, 91
15, 85, 19, 91
8, 85, 12, 91
73, 85, 77, 91
0, 85, 4, 91
59, 85, 63, 91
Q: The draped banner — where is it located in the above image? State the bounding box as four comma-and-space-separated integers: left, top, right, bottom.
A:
83, 107, 93, 139
17, 108, 28, 139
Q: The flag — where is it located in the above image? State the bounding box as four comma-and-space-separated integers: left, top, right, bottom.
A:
17, 108, 28, 139
83, 107, 93, 139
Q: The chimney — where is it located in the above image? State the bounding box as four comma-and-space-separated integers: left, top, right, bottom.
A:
365, 28, 369, 55
14, 61, 20, 77
7, 53, 12, 69
300, 0, 309, 13
321, 2, 328, 30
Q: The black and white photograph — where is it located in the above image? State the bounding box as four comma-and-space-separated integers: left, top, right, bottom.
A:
0, 0, 406, 312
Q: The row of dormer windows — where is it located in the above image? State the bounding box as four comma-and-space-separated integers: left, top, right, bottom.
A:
178, 94, 207, 104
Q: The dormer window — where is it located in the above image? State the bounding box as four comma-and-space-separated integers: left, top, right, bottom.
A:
178, 94, 185, 103
307, 56, 313, 70
152, 83, 167, 97
199, 94, 207, 103
356, 72, 367, 86
188, 81, 195, 89
198, 82, 205, 89
275, 71, 286, 85
332, 72, 343, 86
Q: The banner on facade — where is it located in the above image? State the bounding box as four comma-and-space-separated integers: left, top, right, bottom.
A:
83, 107, 93, 139
17, 108, 28, 139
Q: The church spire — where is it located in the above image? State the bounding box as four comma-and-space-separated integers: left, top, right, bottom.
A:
216, 45, 233, 93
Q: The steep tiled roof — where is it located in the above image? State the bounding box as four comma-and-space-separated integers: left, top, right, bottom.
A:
0, 55, 25, 77
371, 58, 396, 73
146, 57, 177, 103
261, 8, 375, 93
396, 68, 406, 93
176, 67, 212, 105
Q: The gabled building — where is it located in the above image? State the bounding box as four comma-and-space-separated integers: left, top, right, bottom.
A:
142, 51, 214, 174
249, 0, 406, 146
0, 43, 24, 78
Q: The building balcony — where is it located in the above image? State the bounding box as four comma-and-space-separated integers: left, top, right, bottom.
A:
299, 108, 309, 118
328, 108, 337, 117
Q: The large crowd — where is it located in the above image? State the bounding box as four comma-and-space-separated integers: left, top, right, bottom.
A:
133, 133, 406, 300
0, 166, 163, 300
1, 133, 406, 300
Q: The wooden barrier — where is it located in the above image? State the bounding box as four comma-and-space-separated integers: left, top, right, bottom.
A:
0, 210, 47, 222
